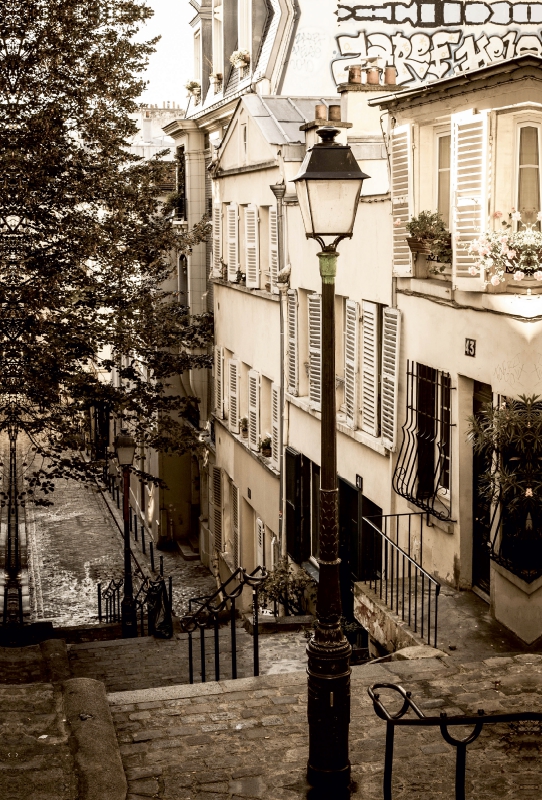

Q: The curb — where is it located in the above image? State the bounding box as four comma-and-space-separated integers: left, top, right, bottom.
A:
63, 677, 127, 800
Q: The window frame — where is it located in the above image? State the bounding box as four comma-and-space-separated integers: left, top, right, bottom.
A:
515, 118, 542, 230
434, 127, 452, 229
193, 29, 202, 84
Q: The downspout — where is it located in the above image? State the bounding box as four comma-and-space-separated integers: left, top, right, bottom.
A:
270, 182, 287, 560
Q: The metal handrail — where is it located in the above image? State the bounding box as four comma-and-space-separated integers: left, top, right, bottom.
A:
369, 683, 542, 800
360, 515, 440, 647
180, 566, 267, 684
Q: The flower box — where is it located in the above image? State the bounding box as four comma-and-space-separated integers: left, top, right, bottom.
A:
406, 237, 433, 255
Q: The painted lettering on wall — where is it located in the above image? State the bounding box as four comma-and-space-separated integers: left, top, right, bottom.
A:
333, 0, 542, 86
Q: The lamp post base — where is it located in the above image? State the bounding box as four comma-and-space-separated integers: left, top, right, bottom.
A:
121, 597, 138, 639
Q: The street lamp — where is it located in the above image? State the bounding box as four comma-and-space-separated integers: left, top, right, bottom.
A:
114, 429, 138, 638
293, 126, 369, 790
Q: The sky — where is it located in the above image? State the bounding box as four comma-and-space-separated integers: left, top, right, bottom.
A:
137, 0, 194, 108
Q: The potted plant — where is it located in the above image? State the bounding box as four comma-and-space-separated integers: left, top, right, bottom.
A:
185, 79, 201, 97
236, 269, 246, 284
259, 558, 317, 617
209, 72, 223, 92
230, 49, 250, 70
261, 436, 272, 457
240, 417, 248, 438
469, 213, 542, 286
404, 211, 452, 266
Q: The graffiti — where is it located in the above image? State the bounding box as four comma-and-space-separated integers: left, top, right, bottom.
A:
333, 28, 542, 84
337, 1, 542, 26
291, 28, 329, 75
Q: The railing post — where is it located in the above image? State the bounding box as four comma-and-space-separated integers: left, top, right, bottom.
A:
384, 722, 395, 800
214, 614, 220, 681
97, 583, 102, 623
200, 627, 206, 683
188, 632, 194, 684
160, 555, 164, 577
141, 523, 146, 555
230, 597, 237, 679
150, 540, 155, 572
168, 576, 173, 614
253, 589, 259, 677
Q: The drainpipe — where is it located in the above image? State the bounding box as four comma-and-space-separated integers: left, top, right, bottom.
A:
270, 182, 287, 560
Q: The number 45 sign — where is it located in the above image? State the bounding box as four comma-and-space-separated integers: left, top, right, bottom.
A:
465, 338, 476, 357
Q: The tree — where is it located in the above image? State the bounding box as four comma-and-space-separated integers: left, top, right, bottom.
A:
468, 395, 542, 581
0, 0, 212, 502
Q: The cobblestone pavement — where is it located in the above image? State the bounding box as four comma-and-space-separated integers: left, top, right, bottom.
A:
108, 653, 542, 800
99, 485, 217, 617
68, 629, 309, 693
27, 474, 216, 627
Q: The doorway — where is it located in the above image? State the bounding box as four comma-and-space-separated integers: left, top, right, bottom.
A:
338, 478, 358, 620
472, 381, 493, 594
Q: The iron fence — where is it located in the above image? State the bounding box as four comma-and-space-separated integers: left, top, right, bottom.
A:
355, 513, 440, 648
369, 682, 542, 800
180, 566, 267, 684
98, 574, 173, 638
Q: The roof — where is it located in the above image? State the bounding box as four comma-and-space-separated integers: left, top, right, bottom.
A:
369, 54, 542, 110
241, 95, 338, 144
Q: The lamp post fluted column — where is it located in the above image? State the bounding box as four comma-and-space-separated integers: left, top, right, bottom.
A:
306, 247, 352, 789
121, 464, 138, 638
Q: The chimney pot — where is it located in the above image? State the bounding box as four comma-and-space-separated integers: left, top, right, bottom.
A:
348, 65, 362, 84
328, 105, 341, 122
315, 103, 327, 120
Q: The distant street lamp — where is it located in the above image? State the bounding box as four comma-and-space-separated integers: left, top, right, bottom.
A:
293, 126, 369, 790
114, 429, 138, 638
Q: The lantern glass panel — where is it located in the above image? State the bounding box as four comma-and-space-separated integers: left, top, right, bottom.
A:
297, 179, 363, 238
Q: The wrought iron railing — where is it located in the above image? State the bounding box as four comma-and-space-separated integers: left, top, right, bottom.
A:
97, 574, 173, 638
355, 514, 440, 648
369, 682, 542, 800
393, 361, 454, 521
180, 566, 267, 684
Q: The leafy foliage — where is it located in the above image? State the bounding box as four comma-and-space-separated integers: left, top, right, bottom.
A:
405, 210, 452, 266
0, 0, 212, 501
258, 558, 316, 616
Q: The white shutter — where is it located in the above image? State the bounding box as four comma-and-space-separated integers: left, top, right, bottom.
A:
214, 345, 224, 419
209, 465, 223, 551
391, 124, 413, 277
248, 369, 260, 451
232, 484, 240, 569
227, 202, 239, 281
228, 359, 240, 433
271, 383, 280, 467
287, 290, 298, 396
269, 206, 279, 289
361, 301, 380, 437
451, 110, 488, 291
381, 307, 401, 451
256, 517, 264, 566
245, 205, 260, 288
212, 203, 222, 276
308, 294, 322, 410
344, 300, 359, 429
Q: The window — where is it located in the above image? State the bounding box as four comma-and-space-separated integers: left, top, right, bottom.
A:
436, 133, 451, 227
517, 124, 541, 226
244, 205, 259, 287
308, 293, 322, 409
248, 369, 260, 451
284, 447, 320, 565
209, 465, 223, 551
392, 361, 453, 521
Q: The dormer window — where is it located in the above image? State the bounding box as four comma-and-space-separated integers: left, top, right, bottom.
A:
517, 124, 541, 226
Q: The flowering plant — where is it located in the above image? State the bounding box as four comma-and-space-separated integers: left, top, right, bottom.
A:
185, 80, 201, 94
469, 213, 542, 286
229, 49, 250, 68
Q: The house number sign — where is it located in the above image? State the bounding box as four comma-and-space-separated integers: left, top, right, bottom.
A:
465, 338, 476, 357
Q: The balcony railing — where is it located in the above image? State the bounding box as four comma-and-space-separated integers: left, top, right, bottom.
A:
353, 512, 440, 648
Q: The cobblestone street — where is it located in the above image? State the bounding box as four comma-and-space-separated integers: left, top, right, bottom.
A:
27, 475, 216, 627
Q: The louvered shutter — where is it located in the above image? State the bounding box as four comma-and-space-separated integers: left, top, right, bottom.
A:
361, 301, 380, 437
214, 346, 224, 419
451, 110, 488, 291
256, 517, 264, 566
286, 290, 298, 396
209, 465, 223, 551
344, 300, 359, 429
248, 369, 260, 451
232, 484, 240, 569
308, 294, 322, 410
227, 202, 239, 281
271, 383, 280, 467
228, 359, 239, 433
245, 205, 260, 288
381, 307, 401, 451
391, 124, 413, 276
212, 203, 222, 276
269, 207, 279, 289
